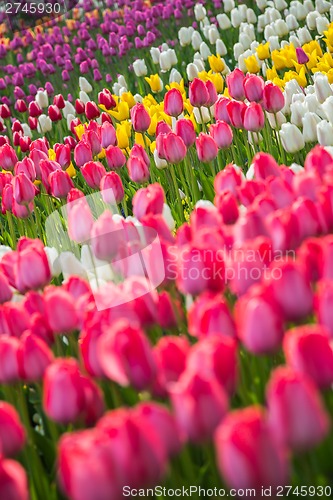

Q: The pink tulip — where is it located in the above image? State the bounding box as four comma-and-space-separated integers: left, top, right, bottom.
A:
43, 358, 85, 424
210, 120, 233, 149
157, 291, 179, 329
163, 132, 187, 164
0, 144, 18, 172
252, 152, 280, 179
49, 170, 74, 198
83, 130, 102, 156
267, 366, 330, 451
74, 141, 93, 167
244, 74, 265, 102
205, 80, 218, 106
0, 459, 28, 500
17, 331, 54, 382
189, 78, 210, 107
226, 100, 246, 128
91, 210, 124, 260
0, 272, 12, 303
188, 291, 236, 339
169, 368, 229, 442
127, 155, 150, 183
80, 375, 105, 426
68, 199, 94, 244
81, 161, 106, 189
214, 96, 231, 123
265, 261, 313, 322
226, 69, 245, 100
15, 239, 51, 294
215, 191, 239, 225
105, 145, 126, 170
132, 183, 164, 220
48, 104, 62, 122
100, 171, 124, 204
164, 88, 184, 117
315, 280, 333, 337
235, 285, 284, 354
100, 122, 117, 149
98, 320, 156, 390
0, 336, 20, 383
196, 133, 218, 162
215, 407, 288, 491
45, 288, 78, 334
153, 336, 190, 396
304, 145, 333, 177
283, 325, 333, 389
262, 83, 285, 113
0, 402, 25, 456
243, 102, 265, 131
55, 143, 71, 169
131, 103, 151, 132
214, 164, 243, 195
188, 335, 238, 395
175, 118, 196, 147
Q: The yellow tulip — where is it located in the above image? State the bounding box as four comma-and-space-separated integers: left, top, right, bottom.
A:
244, 55, 260, 74
145, 74, 163, 93
116, 122, 131, 149
197, 70, 209, 82
256, 42, 270, 60
48, 148, 56, 160
207, 72, 224, 93
208, 54, 225, 73
73, 124, 86, 141
66, 162, 76, 178
108, 101, 130, 121
165, 80, 186, 96
135, 133, 150, 148
120, 91, 136, 109
266, 66, 279, 81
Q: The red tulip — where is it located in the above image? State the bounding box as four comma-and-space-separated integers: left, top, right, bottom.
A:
0, 104, 11, 119
169, 368, 229, 442
98, 89, 116, 110
28, 101, 42, 117
85, 101, 100, 120
48, 104, 62, 122
43, 358, 85, 424
283, 325, 333, 389
267, 366, 330, 451
53, 94, 66, 109
164, 88, 183, 117
215, 407, 288, 491
16, 99, 27, 113
97, 320, 156, 390
75, 99, 85, 114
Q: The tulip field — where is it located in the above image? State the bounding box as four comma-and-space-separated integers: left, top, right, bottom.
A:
2, 0, 333, 498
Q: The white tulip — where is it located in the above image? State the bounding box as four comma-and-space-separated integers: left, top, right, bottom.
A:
266, 111, 286, 129
169, 68, 182, 84
216, 39, 227, 56
208, 26, 220, 45
178, 27, 192, 46
161, 43, 169, 51
118, 86, 128, 97
239, 33, 252, 50
280, 123, 305, 153
256, 0, 268, 9
289, 163, 304, 174
21, 123, 32, 138
0, 246, 12, 262
233, 42, 244, 60
160, 50, 173, 72
257, 15, 266, 33
239, 4, 248, 21
186, 63, 198, 81
133, 59, 147, 77
79, 91, 90, 105
153, 149, 168, 170
44, 247, 60, 276
150, 47, 160, 64
246, 9, 257, 23
316, 16, 329, 35
36, 90, 48, 108
66, 113, 75, 130
134, 94, 143, 103
268, 35, 280, 51
112, 82, 121, 96
79, 77, 92, 93
193, 58, 205, 72
200, 42, 211, 60
38, 114, 52, 134
304, 0, 315, 12
117, 75, 127, 89
317, 120, 333, 146
191, 31, 203, 51
268, 8, 282, 23
274, 0, 287, 10
224, 0, 235, 13
291, 101, 306, 127
193, 107, 211, 124
231, 8, 242, 28
289, 35, 301, 47
306, 11, 320, 30
63, 100, 75, 118
274, 19, 289, 36
246, 163, 255, 180
322, 96, 333, 124
286, 14, 299, 30
316, 0, 331, 14
302, 112, 321, 142
162, 204, 175, 231
297, 26, 312, 44
264, 25, 276, 40
216, 13, 231, 30
194, 3, 206, 21
295, 2, 308, 20
314, 74, 333, 104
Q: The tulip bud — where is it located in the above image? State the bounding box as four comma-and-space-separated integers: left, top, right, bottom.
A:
267, 366, 330, 451
85, 101, 100, 120
105, 145, 126, 170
